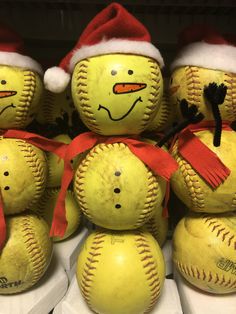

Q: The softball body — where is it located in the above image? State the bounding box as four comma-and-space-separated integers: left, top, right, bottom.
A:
74, 142, 166, 230
77, 229, 165, 314
173, 212, 236, 294
0, 212, 53, 294
171, 130, 236, 213
0, 138, 48, 214
34, 188, 81, 241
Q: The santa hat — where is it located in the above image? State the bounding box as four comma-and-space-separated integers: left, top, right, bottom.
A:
0, 22, 43, 75
171, 24, 236, 74
44, 2, 164, 93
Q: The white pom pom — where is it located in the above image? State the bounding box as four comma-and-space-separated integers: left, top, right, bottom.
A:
44, 66, 70, 93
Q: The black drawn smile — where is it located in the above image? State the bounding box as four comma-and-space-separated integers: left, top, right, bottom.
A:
0, 104, 16, 116
98, 97, 143, 121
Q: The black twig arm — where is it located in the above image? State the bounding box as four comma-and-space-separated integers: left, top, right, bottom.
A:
157, 99, 204, 147
204, 83, 227, 147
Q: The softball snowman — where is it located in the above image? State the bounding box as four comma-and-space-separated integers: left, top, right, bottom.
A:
35, 134, 82, 242
0, 23, 67, 294
45, 3, 177, 313
0, 23, 48, 237
168, 25, 236, 294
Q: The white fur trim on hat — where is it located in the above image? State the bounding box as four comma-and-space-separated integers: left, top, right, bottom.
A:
69, 38, 164, 72
0, 51, 43, 75
44, 66, 71, 93
171, 42, 236, 74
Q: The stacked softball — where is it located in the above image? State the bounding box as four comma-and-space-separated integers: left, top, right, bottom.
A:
35, 99, 82, 242
168, 25, 236, 294
0, 23, 53, 294
44, 3, 178, 313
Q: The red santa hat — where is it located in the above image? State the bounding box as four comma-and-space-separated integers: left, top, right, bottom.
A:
0, 22, 43, 75
44, 2, 164, 93
171, 24, 236, 74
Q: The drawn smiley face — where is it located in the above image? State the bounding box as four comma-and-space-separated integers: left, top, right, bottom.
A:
0, 65, 43, 129
72, 54, 163, 135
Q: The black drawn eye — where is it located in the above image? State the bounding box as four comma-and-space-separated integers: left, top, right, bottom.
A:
111, 70, 117, 76
128, 70, 133, 75
1, 80, 6, 85
170, 77, 173, 84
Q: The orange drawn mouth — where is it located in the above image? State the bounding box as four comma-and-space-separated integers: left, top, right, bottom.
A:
113, 83, 147, 94
0, 91, 17, 98
169, 85, 180, 96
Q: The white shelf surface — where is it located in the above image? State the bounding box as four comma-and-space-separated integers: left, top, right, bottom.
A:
66, 262, 77, 284
174, 269, 236, 314
53, 275, 183, 314
162, 239, 173, 276
0, 253, 68, 314
53, 227, 89, 271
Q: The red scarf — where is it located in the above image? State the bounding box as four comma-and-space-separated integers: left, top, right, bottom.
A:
0, 129, 68, 251
173, 121, 232, 189
50, 131, 179, 238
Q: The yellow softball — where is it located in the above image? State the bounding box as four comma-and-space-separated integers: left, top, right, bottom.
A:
36, 85, 76, 126
0, 65, 43, 129
141, 204, 168, 247
46, 134, 71, 187
0, 138, 48, 215
171, 129, 236, 213
173, 212, 236, 294
33, 188, 81, 242
73, 142, 166, 230
169, 66, 236, 122
71, 54, 163, 135
0, 212, 53, 294
146, 91, 175, 133
46, 133, 81, 187
77, 229, 165, 314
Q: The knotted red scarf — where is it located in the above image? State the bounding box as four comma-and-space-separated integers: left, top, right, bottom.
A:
0, 129, 68, 251
173, 121, 232, 189
50, 131, 179, 238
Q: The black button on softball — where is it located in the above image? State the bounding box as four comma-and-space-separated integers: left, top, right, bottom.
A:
115, 204, 121, 209
114, 188, 120, 193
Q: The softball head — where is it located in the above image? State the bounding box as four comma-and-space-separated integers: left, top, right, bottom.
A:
73, 142, 166, 230
76, 229, 165, 314
36, 84, 76, 126
0, 138, 48, 215
71, 54, 163, 135
173, 212, 236, 294
171, 129, 236, 213
169, 66, 236, 122
145, 91, 175, 133
0, 65, 43, 129
0, 211, 53, 294
33, 188, 82, 242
